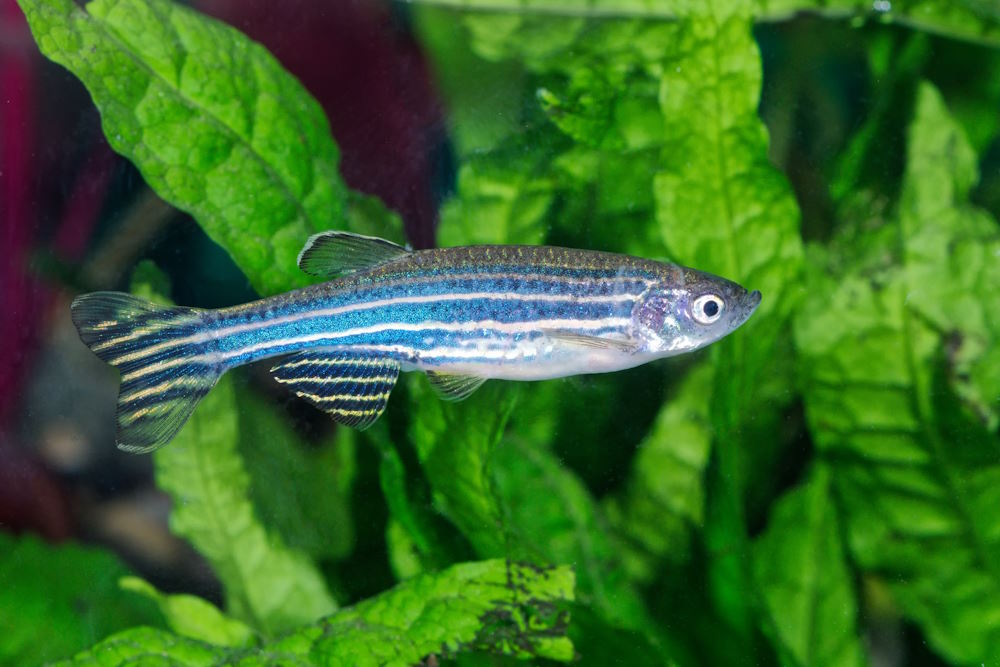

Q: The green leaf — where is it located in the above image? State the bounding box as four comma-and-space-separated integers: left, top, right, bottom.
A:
53, 627, 224, 667
437, 139, 557, 247
412, 6, 527, 157
828, 32, 929, 211
897, 84, 1000, 429
58, 560, 576, 665
753, 466, 867, 667
385, 519, 426, 581
538, 66, 628, 150
237, 386, 356, 561
425, 14, 674, 253
760, 0, 1000, 48
368, 421, 459, 575
407, 378, 518, 556
341, 191, 407, 247
564, 606, 678, 667
493, 438, 651, 633
407, 0, 1000, 47
606, 362, 713, 581
17, 0, 348, 295
119, 577, 254, 648
653, 11, 802, 331
795, 81, 1000, 664
154, 374, 336, 637
649, 4, 804, 655
0, 533, 163, 666
377, 437, 438, 562
277, 559, 575, 664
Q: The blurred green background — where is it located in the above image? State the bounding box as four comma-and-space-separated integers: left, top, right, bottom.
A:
1, 0, 999, 665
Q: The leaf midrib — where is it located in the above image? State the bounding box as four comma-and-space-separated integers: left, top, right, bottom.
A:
74, 0, 316, 232
898, 288, 1000, 589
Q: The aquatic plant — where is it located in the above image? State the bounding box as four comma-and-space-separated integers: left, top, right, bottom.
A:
5, 0, 1000, 664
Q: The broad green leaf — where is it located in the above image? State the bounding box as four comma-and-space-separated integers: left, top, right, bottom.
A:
376, 432, 438, 563
650, 3, 803, 654
412, 6, 527, 157
753, 466, 867, 667
761, 0, 1000, 47
425, 13, 673, 253
653, 10, 802, 331
407, 378, 519, 556
898, 84, 1000, 429
154, 374, 336, 637
493, 438, 651, 633
369, 421, 458, 575
795, 81, 1000, 664
341, 191, 407, 247
607, 362, 713, 581
17, 0, 347, 296
57, 560, 576, 665
272, 559, 575, 664
828, 32, 929, 210
237, 386, 356, 561
564, 605, 678, 667
53, 627, 223, 667
408, 0, 1000, 47
437, 138, 557, 247
700, 445, 764, 655
386, 519, 426, 581
0, 533, 162, 666
119, 577, 254, 648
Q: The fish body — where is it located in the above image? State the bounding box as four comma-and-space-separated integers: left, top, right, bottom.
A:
72, 233, 761, 452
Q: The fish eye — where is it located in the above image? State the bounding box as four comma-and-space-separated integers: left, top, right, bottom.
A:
692, 294, 724, 325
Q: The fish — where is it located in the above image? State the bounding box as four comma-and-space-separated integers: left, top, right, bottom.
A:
71, 231, 762, 453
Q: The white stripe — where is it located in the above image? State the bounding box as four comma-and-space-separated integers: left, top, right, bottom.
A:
274, 375, 390, 385
99, 271, 648, 354
222, 317, 629, 361
275, 356, 389, 370
106, 289, 641, 366
120, 317, 629, 382
120, 375, 204, 404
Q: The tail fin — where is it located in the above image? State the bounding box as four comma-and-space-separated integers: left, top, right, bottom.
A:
71, 292, 221, 453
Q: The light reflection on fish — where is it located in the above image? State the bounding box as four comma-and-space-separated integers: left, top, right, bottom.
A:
71, 232, 761, 452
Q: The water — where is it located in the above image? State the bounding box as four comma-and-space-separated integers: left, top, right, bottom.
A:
1, 1, 999, 665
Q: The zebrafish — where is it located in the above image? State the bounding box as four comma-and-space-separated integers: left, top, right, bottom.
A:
71, 232, 761, 453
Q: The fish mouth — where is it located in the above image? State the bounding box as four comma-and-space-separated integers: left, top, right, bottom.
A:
731, 289, 762, 329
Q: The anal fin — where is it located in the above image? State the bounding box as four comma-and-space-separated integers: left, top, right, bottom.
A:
426, 371, 487, 402
271, 350, 400, 430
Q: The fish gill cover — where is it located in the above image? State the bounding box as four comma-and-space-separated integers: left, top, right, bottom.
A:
4, 0, 1000, 665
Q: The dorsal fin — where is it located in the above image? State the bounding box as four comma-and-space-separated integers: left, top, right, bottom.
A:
297, 232, 410, 278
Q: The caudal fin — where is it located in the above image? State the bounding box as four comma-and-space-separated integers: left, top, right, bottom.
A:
71, 292, 221, 453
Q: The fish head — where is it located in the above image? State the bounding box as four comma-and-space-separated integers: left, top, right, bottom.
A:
633, 268, 762, 356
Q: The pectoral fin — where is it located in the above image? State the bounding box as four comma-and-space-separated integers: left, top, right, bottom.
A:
297, 231, 411, 277
542, 329, 638, 353
271, 350, 400, 429
426, 371, 488, 401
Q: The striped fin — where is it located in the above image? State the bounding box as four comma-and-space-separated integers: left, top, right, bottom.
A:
270, 350, 400, 429
426, 372, 487, 401
297, 231, 410, 278
71, 292, 220, 453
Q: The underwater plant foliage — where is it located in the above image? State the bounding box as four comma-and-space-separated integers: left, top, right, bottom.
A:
6, 0, 1000, 664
